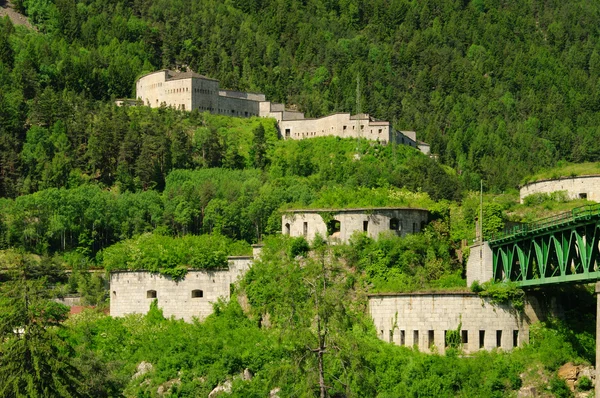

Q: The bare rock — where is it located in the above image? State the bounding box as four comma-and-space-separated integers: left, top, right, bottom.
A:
558, 362, 579, 381
517, 386, 538, 397
270, 387, 281, 398
157, 378, 181, 396
133, 361, 153, 379
208, 380, 232, 398
242, 368, 253, 381
579, 366, 596, 385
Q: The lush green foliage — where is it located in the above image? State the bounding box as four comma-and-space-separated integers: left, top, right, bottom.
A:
99, 232, 250, 278
3, 0, 600, 193
473, 281, 526, 311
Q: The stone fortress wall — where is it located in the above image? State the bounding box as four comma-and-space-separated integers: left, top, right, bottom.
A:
282, 207, 430, 244
110, 256, 252, 322
369, 292, 545, 354
133, 70, 428, 153
519, 175, 600, 204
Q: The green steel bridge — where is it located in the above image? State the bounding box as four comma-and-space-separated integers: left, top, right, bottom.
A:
489, 203, 600, 287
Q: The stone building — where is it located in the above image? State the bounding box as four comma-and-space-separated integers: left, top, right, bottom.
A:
520, 175, 600, 203
130, 69, 427, 152
369, 292, 546, 354
282, 207, 429, 243
110, 256, 252, 322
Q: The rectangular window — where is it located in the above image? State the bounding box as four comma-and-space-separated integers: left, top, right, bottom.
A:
413, 330, 419, 346
479, 330, 485, 349
389, 330, 393, 343
343, 125, 347, 130
363, 221, 368, 232
496, 330, 502, 348
513, 330, 519, 347
285, 129, 291, 138
461, 330, 468, 344
360, 125, 364, 130
580, 193, 588, 199
428, 330, 434, 349
400, 330, 405, 346
303, 222, 308, 237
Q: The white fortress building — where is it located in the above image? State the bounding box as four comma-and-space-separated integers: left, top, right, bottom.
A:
282, 207, 430, 243
130, 69, 430, 153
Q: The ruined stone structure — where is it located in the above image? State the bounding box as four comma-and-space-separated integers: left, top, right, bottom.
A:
131, 70, 427, 152
110, 256, 252, 322
520, 175, 600, 203
282, 207, 429, 243
369, 292, 545, 354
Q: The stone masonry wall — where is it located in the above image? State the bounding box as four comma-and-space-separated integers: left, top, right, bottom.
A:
282, 208, 429, 243
466, 241, 494, 286
369, 293, 541, 354
520, 175, 600, 203
109, 257, 252, 322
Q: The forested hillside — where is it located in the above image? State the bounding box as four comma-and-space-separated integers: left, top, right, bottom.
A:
1, 1, 599, 396
2, 0, 600, 193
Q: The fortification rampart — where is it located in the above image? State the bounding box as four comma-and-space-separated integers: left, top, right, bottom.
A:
129, 70, 429, 153
109, 256, 252, 322
520, 175, 600, 203
369, 292, 545, 354
282, 207, 429, 243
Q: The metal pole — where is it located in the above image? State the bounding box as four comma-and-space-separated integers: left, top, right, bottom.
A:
596, 281, 600, 398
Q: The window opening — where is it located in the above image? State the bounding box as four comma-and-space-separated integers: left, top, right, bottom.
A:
580, 193, 588, 199
303, 222, 308, 237
513, 330, 519, 347
363, 221, 368, 232
400, 330, 405, 346
496, 330, 502, 348
479, 330, 485, 348
428, 330, 435, 349
413, 330, 419, 346
285, 129, 291, 138
147, 290, 157, 299
389, 330, 393, 343
461, 330, 468, 344
285, 223, 291, 235
326, 219, 341, 236
191, 289, 203, 298
390, 218, 400, 230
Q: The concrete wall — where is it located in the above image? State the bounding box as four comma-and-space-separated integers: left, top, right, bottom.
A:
278, 113, 392, 143
520, 175, 600, 203
466, 241, 494, 286
109, 257, 252, 322
369, 292, 542, 354
282, 208, 429, 243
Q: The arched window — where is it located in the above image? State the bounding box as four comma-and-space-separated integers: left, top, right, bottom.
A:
327, 219, 341, 236
285, 223, 291, 235
147, 290, 157, 299
191, 290, 203, 298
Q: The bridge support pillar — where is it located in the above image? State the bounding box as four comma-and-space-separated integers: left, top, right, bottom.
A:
595, 282, 600, 398
466, 241, 493, 287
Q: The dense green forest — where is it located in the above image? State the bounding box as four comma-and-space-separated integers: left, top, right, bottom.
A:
3, 0, 600, 192
1, 0, 600, 396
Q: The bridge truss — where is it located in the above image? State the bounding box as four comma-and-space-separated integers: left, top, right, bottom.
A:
488, 204, 600, 287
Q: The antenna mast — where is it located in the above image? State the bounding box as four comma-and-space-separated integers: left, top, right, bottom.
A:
356, 74, 361, 153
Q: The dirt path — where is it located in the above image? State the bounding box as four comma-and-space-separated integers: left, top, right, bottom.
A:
0, 0, 35, 30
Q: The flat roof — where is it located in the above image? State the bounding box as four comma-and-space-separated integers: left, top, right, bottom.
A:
136, 69, 219, 82
368, 290, 473, 298
284, 207, 429, 213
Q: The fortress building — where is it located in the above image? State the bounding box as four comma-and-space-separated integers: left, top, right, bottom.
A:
282, 207, 430, 243
130, 70, 429, 153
